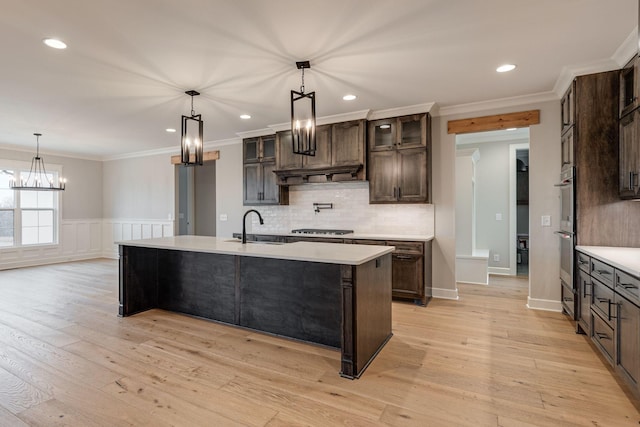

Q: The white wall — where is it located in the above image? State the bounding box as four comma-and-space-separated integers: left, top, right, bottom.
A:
436, 99, 561, 308
214, 141, 244, 238
0, 148, 103, 219
455, 149, 477, 255
102, 153, 175, 221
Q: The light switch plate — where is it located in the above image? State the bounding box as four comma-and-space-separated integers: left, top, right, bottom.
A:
219, 214, 228, 221
495, 213, 503, 221
541, 215, 551, 227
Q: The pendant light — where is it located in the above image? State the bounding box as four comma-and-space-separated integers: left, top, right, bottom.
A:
10, 133, 66, 191
291, 61, 316, 156
181, 90, 204, 166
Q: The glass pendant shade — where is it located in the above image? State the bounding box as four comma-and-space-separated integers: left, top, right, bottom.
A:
181, 90, 204, 166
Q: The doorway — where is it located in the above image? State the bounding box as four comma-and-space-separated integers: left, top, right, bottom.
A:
455, 128, 530, 281
175, 161, 217, 236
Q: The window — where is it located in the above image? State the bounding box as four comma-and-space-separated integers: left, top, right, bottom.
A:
0, 163, 61, 248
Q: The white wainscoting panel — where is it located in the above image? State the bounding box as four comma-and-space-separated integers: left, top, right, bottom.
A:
0, 218, 174, 270
0, 219, 103, 270
102, 219, 175, 259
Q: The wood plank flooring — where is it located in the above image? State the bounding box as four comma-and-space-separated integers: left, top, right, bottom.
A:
0, 259, 638, 426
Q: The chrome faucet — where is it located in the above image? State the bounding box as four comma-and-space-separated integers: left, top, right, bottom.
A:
242, 209, 264, 244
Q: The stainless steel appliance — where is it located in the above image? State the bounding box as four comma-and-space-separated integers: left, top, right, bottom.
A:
555, 166, 576, 318
291, 228, 354, 235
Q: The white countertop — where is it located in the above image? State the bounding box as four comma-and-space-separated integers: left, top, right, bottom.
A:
576, 246, 640, 277
117, 235, 394, 265
242, 231, 434, 242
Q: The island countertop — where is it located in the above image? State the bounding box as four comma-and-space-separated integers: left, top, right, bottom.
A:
117, 235, 394, 265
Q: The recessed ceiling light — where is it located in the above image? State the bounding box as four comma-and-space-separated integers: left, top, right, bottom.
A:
496, 64, 516, 73
240, 114, 251, 120
43, 38, 67, 49
343, 94, 357, 101
506, 127, 517, 131
166, 128, 176, 133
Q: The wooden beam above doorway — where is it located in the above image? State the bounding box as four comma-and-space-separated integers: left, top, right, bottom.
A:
170, 150, 220, 165
447, 110, 540, 134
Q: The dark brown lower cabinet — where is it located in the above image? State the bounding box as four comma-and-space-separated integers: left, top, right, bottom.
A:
616, 293, 640, 391
577, 268, 592, 335
391, 252, 423, 298
576, 249, 640, 399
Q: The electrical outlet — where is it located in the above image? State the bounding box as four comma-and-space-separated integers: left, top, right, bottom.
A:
493, 254, 500, 262
541, 215, 551, 227
219, 214, 228, 221
495, 213, 503, 221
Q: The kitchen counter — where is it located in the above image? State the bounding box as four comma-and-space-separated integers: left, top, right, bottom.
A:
117, 235, 393, 265
576, 245, 640, 277
234, 231, 434, 242
118, 236, 393, 379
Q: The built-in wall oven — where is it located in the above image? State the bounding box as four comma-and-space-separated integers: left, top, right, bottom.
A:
555, 166, 576, 317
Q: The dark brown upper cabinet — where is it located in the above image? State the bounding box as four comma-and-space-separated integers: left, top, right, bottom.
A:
560, 83, 575, 136
243, 135, 288, 206
619, 108, 640, 199
368, 113, 430, 204
275, 120, 366, 184
620, 56, 640, 119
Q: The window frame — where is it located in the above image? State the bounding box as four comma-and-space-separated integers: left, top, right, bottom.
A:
0, 159, 63, 249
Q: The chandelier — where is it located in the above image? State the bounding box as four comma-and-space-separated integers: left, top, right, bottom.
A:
10, 133, 66, 191
291, 61, 316, 156
181, 90, 204, 166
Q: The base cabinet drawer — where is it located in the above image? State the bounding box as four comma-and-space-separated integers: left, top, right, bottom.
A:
592, 311, 615, 365
592, 278, 615, 326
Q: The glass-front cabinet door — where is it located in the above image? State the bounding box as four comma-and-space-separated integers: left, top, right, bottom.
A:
398, 114, 426, 148
368, 119, 396, 151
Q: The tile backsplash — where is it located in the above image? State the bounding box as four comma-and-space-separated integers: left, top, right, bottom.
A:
249, 182, 434, 236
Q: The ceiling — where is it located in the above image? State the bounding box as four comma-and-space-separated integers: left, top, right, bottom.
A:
1, 0, 637, 159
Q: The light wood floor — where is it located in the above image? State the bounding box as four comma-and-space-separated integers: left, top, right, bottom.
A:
0, 260, 638, 426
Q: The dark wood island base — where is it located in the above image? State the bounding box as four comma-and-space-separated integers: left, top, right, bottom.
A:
119, 243, 392, 379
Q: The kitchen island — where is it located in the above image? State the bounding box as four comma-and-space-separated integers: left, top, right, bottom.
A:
118, 235, 394, 379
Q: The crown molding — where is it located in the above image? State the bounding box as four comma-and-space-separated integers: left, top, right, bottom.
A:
102, 137, 242, 162
0, 143, 103, 162
437, 92, 557, 117
552, 58, 621, 97
367, 103, 436, 120
266, 109, 373, 133
612, 27, 638, 67
236, 128, 274, 139
553, 27, 637, 98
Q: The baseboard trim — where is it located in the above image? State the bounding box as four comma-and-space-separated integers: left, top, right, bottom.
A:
527, 297, 563, 312
0, 253, 103, 271
488, 267, 511, 275
432, 287, 459, 300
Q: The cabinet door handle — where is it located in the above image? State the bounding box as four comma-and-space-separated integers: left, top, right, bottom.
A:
595, 269, 611, 276
583, 281, 591, 296
578, 259, 588, 266
393, 187, 397, 199
629, 172, 638, 190
608, 301, 617, 320
394, 255, 413, 260
563, 296, 573, 302
595, 332, 611, 340
596, 297, 608, 303
620, 283, 638, 290
398, 187, 402, 198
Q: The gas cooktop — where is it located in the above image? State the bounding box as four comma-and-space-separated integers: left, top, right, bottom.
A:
291, 228, 354, 235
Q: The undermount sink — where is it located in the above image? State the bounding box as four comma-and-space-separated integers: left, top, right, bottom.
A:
224, 239, 284, 245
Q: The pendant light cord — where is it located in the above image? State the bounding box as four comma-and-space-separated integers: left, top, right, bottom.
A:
300, 67, 305, 94
190, 95, 195, 117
